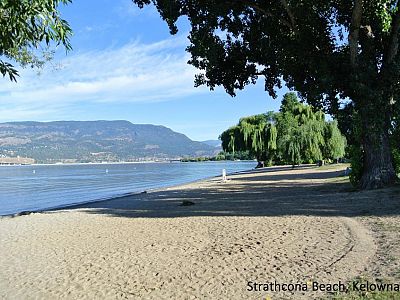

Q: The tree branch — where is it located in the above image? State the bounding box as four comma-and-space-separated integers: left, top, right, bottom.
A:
237, 0, 293, 30
349, 0, 363, 67
239, 1, 273, 18
279, 0, 296, 29
385, 2, 400, 65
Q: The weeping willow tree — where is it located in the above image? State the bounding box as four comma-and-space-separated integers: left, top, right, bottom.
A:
325, 120, 347, 162
277, 93, 336, 166
220, 113, 277, 164
287, 128, 302, 166
221, 92, 346, 167
220, 125, 242, 159
296, 106, 326, 163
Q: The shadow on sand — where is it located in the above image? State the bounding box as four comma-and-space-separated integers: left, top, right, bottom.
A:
51, 165, 400, 219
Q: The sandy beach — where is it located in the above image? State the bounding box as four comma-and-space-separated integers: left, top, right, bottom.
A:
1, 165, 399, 299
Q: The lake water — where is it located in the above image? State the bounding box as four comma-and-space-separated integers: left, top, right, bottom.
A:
0, 161, 256, 216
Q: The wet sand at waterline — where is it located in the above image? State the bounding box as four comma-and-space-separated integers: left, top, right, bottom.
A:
1, 165, 399, 299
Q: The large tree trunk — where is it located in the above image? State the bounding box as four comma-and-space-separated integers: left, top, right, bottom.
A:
359, 104, 397, 189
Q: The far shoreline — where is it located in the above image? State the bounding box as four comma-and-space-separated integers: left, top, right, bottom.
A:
0, 159, 257, 167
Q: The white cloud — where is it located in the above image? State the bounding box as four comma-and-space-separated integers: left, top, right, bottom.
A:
0, 35, 207, 121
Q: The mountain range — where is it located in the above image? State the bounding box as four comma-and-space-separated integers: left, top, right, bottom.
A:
200, 140, 222, 148
0, 121, 219, 163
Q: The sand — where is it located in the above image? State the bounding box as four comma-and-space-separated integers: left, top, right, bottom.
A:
0, 165, 399, 299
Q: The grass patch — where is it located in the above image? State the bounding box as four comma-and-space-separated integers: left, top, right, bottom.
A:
331, 278, 400, 300
316, 163, 351, 171
333, 290, 399, 300
326, 176, 350, 183
394, 269, 400, 280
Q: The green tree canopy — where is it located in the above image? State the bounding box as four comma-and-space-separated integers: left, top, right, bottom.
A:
220, 112, 277, 163
221, 93, 346, 167
280, 92, 299, 114
0, 0, 72, 81
133, 0, 400, 188
324, 120, 347, 161
276, 93, 328, 165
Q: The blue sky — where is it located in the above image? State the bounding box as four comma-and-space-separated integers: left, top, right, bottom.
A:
0, 0, 287, 141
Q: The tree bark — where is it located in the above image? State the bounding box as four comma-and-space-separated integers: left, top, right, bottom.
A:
349, 0, 363, 66
384, 1, 400, 65
359, 105, 397, 189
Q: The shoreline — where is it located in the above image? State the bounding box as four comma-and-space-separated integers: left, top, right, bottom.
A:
0, 159, 258, 167
1, 162, 265, 218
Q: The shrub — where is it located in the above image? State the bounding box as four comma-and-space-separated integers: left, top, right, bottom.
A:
393, 147, 400, 176
349, 145, 364, 187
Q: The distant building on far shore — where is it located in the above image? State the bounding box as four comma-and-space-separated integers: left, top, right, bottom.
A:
0, 157, 35, 165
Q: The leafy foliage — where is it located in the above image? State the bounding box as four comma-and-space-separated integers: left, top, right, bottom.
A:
133, 0, 399, 109
220, 113, 277, 162
392, 94, 400, 175
349, 145, 364, 186
180, 150, 254, 162
392, 148, 400, 175
220, 93, 346, 166
324, 120, 347, 161
336, 104, 366, 185
0, 0, 72, 81
276, 93, 336, 165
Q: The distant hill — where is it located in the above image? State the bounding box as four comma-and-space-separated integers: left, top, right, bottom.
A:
200, 140, 221, 148
0, 121, 216, 163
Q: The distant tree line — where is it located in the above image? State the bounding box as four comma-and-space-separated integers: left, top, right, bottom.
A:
219, 93, 346, 168
180, 150, 254, 162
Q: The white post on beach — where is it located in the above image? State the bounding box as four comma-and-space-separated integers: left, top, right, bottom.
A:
222, 168, 227, 182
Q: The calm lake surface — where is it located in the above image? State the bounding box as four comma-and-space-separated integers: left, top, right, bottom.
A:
0, 161, 256, 216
